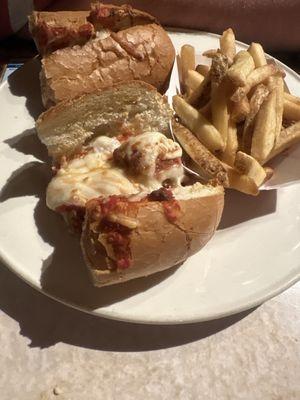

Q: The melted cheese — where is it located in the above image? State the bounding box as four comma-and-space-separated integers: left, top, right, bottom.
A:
120, 131, 182, 174
46, 135, 184, 210
47, 137, 139, 210
115, 131, 184, 186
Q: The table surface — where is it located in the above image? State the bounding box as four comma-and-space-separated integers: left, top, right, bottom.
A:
0, 36, 299, 400
0, 265, 299, 400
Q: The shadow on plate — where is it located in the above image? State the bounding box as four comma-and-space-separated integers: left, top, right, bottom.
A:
0, 263, 256, 350
0, 145, 181, 310
218, 188, 277, 230
4, 128, 49, 163
7, 58, 44, 119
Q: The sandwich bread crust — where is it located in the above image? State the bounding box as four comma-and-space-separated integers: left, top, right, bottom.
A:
81, 186, 224, 287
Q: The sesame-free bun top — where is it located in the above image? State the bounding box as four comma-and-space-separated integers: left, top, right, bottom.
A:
36, 81, 173, 160
40, 23, 175, 107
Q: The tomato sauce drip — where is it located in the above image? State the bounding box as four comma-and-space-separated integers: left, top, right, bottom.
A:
100, 219, 132, 269
90, 196, 134, 269
155, 157, 181, 174
162, 200, 181, 223
37, 22, 93, 51
147, 188, 180, 223
147, 187, 174, 201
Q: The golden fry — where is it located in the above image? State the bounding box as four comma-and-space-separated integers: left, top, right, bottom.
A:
268, 76, 284, 140
173, 95, 224, 152
199, 101, 211, 120
263, 167, 274, 182
234, 151, 267, 186
203, 49, 218, 58
242, 84, 270, 153
248, 42, 267, 68
283, 98, 300, 121
196, 64, 210, 77
180, 45, 196, 89
210, 53, 229, 85
265, 121, 300, 163
185, 70, 205, 97
231, 64, 282, 102
186, 73, 211, 106
220, 28, 236, 64
230, 96, 250, 123
284, 80, 290, 94
172, 120, 228, 184
211, 80, 229, 146
222, 164, 260, 195
251, 90, 277, 163
284, 92, 300, 105
177, 54, 184, 91
220, 119, 238, 166
227, 51, 255, 86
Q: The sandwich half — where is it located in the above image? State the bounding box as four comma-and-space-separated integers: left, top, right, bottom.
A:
36, 81, 224, 286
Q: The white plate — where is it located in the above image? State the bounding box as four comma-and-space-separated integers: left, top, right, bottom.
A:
0, 32, 299, 324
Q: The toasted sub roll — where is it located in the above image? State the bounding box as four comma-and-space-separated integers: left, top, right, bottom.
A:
40, 23, 175, 108
28, 11, 94, 55
36, 81, 173, 160
88, 2, 159, 31
81, 185, 224, 287
29, 3, 159, 55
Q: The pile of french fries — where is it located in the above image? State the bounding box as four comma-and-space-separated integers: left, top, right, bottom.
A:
173, 28, 300, 195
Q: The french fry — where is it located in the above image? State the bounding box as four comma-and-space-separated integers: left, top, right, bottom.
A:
248, 42, 267, 67
251, 90, 277, 163
196, 64, 210, 77
227, 50, 255, 86
185, 70, 205, 97
223, 164, 260, 195
180, 45, 195, 88
220, 28, 236, 64
230, 96, 250, 123
203, 49, 218, 58
211, 80, 229, 146
187, 53, 228, 107
268, 76, 284, 140
199, 101, 211, 120
220, 119, 238, 166
284, 81, 290, 94
186, 73, 211, 106
265, 121, 300, 163
210, 52, 229, 85
283, 98, 300, 121
242, 84, 270, 153
231, 64, 283, 102
237, 123, 244, 151
172, 120, 228, 184
173, 95, 224, 152
284, 92, 300, 105
177, 54, 184, 91
263, 167, 274, 182
234, 151, 267, 186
